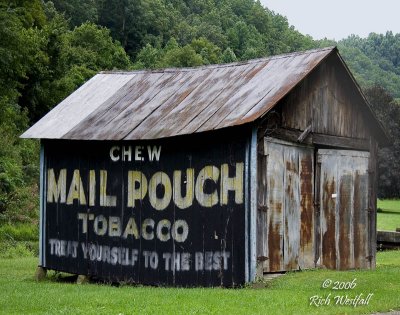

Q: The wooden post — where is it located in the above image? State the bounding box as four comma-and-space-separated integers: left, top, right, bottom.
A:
77, 275, 90, 284
314, 155, 322, 267
368, 137, 378, 268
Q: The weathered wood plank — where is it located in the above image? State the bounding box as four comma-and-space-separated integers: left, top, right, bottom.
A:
353, 170, 368, 269
319, 153, 337, 269
299, 149, 314, 269
260, 138, 315, 272
368, 137, 378, 268
271, 128, 370, 151
265, 141, 284, 272
312, 134, 370, 151
338, 173, 353, 270
283, 148, 300, 270
318, 149, 370, 270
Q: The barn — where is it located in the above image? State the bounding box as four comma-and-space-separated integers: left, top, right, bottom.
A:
22, 47, 389, 287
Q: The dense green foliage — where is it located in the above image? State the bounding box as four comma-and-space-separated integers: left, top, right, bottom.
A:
52, 0, 316, 67
338, 32, 400, 100
0, 1, 132, 224
1, 0, 400, 227
364, 86, 400, 198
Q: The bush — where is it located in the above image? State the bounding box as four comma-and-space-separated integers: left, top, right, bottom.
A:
0, 223, 39, 242
0, 241, 35, 258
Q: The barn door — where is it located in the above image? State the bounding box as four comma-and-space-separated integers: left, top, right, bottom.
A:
316, 149, 370, 270
257, 138, 315, 273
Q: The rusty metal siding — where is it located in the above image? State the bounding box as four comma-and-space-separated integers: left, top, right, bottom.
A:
318, 149, 370, 270
41, 128, 251, 287
22, 48, 337, 140
257, 138, 314, 273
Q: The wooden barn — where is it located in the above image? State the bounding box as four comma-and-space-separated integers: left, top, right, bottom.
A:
22, 47, 389, 287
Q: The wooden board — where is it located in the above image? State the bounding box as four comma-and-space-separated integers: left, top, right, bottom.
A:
257, 138, 314, 273
41, 127, 251, 287
317, 149, 370, 270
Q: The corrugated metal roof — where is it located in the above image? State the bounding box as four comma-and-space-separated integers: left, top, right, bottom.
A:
22, 47, 336, 140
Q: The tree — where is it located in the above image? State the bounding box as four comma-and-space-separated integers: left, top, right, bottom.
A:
364, 86, 400, 198
0, 1, 132, 224
49, 0, 98, 27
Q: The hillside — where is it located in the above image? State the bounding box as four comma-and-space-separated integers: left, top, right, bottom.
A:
338, 32, 400, 100
1, 0, 400, 227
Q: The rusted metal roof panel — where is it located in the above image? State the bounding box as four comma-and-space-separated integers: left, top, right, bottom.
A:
21, 47, 336, 140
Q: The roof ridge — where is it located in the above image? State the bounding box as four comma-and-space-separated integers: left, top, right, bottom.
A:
100, 46, 337, 75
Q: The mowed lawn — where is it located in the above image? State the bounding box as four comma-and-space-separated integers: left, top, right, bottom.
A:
0, 251, 399, 315
377, 199, 400, 231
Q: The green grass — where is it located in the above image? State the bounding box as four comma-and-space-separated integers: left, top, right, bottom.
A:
377, 199, 400, 231
0, 251, 399, 314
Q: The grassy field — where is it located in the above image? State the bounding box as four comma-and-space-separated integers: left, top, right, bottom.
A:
0, 251, 399, 315
377, 199, 400, 231
0, 200, 398, 314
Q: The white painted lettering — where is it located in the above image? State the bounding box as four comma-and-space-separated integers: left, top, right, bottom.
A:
127, 171, 147, 208
156, 219, 171, 242
147, 145, 161, 161
66, 170, 87, 205
122, 217, 139, 239
94, 215, 107, 236
135, 146, 144, 161
171, 220, 189, 243
99, 170, 116, 207
195, 166, 219, 207
149, 172, 172, 211
142, 218, 154, 240
173, 169, 194, 209
122, 146, 132, 161
108, 216, 121, 237
220, 163, 244, 205
110, 146, 120, 162
47, 169, 67, 203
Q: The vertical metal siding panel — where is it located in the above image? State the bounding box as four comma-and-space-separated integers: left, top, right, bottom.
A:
283, 148, 300, 270
320, 154, 337, 269
39, 143, 46, 266
299, 149, 314, 269
353, 171, 368, 269
263, 139, 315, 272
249, 127, 257, 281
256, 153, 268, 272
244, 135, 250, 282
338, 172, 353, 270
319, 150, 370, 271
368, 138, 378, 268
266, 142, 284, 272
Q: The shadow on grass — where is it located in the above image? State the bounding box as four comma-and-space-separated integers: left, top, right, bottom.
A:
379, 209, 400, 215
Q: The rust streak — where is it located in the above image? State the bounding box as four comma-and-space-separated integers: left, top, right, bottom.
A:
300, 155, 313, 249
245, 62, 268, 80
268, 212, 282, 272
322, 177, 336, 269
339, 175, 351, 270
353, 172, 362, 268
